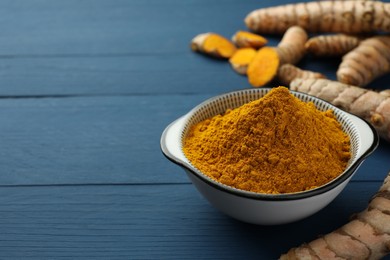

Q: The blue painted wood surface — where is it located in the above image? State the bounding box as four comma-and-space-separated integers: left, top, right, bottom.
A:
0, 0, 388, 259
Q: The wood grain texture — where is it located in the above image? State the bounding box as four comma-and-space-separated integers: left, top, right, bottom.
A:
0, 0, 388, 259
0, 182, 381, 259
0, 94, 386, 186
0, 0, 256, 96
0, 95, 197, 185
0, 54, 250, 96
0, 0, 387, 96
0, 0, 258, 55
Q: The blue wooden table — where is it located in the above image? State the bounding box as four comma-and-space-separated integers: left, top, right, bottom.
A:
0, 0, 389, 259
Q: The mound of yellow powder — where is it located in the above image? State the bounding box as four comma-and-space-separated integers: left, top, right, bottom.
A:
183, 87, 351, 194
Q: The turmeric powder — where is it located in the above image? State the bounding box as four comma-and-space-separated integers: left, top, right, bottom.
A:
183, 87, 351, 194
290, 78, 390, 142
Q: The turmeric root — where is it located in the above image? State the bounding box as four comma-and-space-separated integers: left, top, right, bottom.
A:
337, 35, 390, 87
306, 34, 361, 57
280, 170, 390, 260
231, 31, 268, 49
275, 26, 308, 65
191, 33, 237, 59
277, 64, 326, 85
290, 78, 390, 142
247, 47, 280, 87
245, 1, 390, 34
380, 89, 390, 98
228, 48, 257, 75
246, 26, 307, 87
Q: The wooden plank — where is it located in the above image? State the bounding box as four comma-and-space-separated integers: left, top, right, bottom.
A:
0, 182, 386, 259
0, 0, 258, 96
0, 0, 263, 55
0, 95, 195, 185
0, 95, 387, 186
0, 94, 387, 186
0, 0, 387, 96
1, 53, 390, 96
0, 54, 250, 96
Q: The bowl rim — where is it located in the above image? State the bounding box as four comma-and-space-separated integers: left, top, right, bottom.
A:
160, 88, 380, 201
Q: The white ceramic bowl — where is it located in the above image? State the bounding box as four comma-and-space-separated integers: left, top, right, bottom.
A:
160, 88, 379, 225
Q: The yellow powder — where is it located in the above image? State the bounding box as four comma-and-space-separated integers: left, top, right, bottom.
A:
183, 87, 351, 194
